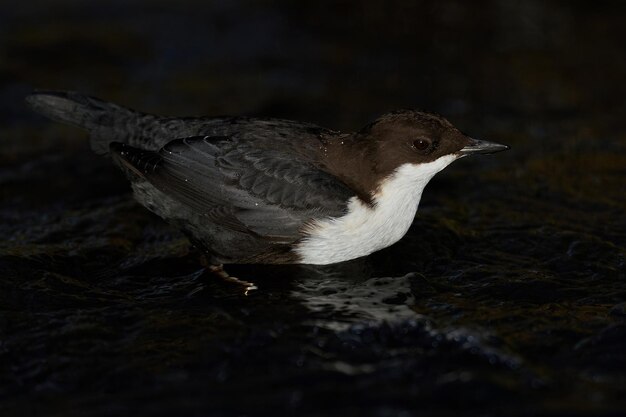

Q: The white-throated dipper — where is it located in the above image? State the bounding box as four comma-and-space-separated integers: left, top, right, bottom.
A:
26, 91, 509, 266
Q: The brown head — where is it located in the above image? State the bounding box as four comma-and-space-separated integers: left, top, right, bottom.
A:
323, 110, 509, 201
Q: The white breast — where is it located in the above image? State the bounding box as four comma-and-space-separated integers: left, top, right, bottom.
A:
295, 155, 457, 264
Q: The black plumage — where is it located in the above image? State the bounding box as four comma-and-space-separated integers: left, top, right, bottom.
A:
27, 91, 354, 263
110, 135, 354, 262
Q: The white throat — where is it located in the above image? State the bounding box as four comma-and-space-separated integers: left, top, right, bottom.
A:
296, 155, 457, 264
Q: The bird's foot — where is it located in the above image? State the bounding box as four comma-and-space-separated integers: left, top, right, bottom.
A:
207, 264, 258, 295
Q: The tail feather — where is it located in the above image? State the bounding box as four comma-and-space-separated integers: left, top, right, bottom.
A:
26, 91, 145, 155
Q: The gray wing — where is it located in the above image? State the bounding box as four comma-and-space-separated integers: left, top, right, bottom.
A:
112, 135, 355, 242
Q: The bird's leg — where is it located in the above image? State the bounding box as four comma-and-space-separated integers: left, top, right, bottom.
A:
201, 257, 258, 294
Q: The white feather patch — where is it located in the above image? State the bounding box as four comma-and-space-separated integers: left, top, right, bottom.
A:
295, 155, 457, 264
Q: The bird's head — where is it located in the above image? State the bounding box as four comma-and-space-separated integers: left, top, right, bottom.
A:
359, 110, 508, 176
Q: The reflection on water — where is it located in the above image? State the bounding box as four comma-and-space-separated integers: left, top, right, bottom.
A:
290, 263, 523, 373
293, 266, 417, 330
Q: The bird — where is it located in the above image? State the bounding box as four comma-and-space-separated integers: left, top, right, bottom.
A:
26, 91, 509, 269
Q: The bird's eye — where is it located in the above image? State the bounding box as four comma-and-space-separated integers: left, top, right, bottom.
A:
412, 138, 431, 151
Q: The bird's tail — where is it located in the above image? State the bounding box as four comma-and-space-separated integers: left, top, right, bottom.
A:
26, 91, 150, 155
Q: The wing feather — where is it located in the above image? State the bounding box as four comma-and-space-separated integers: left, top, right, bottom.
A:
112, 135, 354, 242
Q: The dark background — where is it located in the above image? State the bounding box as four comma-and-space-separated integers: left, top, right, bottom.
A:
1, 1, 625, 416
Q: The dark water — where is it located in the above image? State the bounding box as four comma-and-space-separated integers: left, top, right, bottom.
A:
1, 1, 626, 416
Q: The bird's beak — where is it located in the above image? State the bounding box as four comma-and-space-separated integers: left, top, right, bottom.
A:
459, 138, 510, 155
